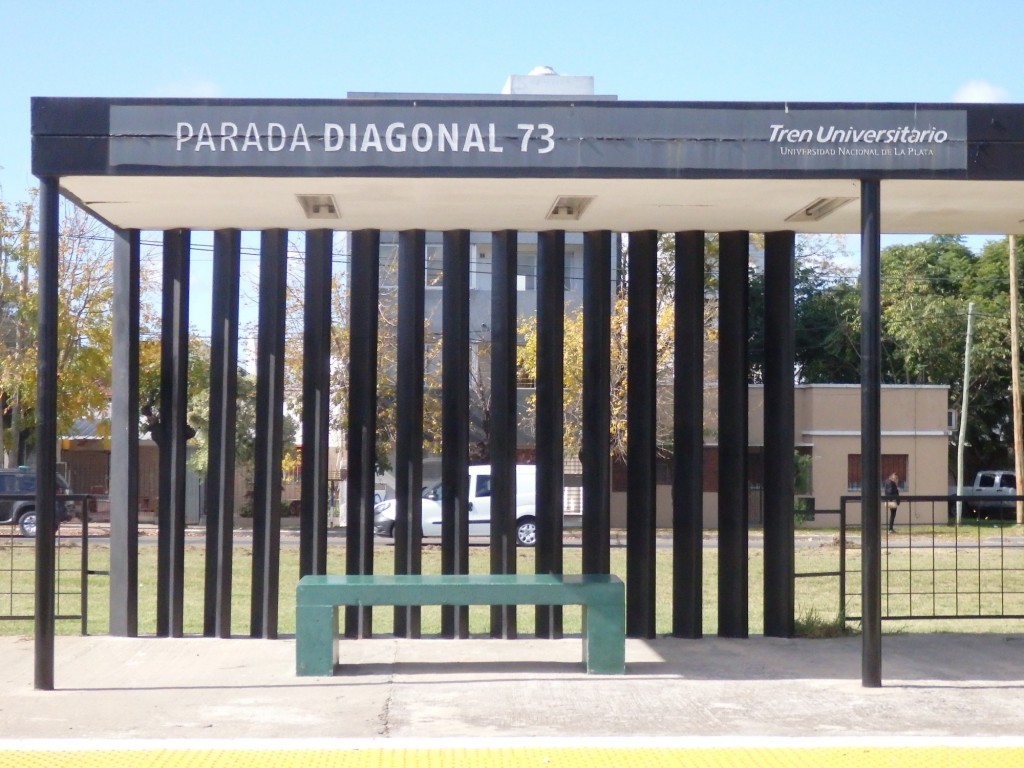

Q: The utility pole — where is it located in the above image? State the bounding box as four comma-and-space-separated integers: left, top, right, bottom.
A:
1010, 235, 1024, 525
956, 302, 976, 526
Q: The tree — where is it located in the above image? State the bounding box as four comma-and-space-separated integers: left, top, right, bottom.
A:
877, 236, 1022, 474
184, 365, 298, 474
280, 237, 443, 475
748, 234, 859, 383
760, 234, 1021, 476
518, 233, 721, 460
0, 193, 115, 463
135, 284, 299, 477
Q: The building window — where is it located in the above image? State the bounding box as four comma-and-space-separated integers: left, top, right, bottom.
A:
847, 454, 908, 491
517, 252, 536, 291
564, 250, 580, 292
471, 244, 491, 290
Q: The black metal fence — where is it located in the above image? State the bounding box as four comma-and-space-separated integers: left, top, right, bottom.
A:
793, 506, 848, 622
0, 495, 100, 633
830, 495, 1024, 622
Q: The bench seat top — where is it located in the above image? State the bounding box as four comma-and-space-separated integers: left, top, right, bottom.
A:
296, 573, 623, 607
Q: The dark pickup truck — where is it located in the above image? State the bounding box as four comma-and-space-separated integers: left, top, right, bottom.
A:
0, 468, 74, 537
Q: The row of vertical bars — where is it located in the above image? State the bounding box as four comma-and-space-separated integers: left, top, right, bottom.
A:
122, 227, 794, 641
35, 189, 884, 687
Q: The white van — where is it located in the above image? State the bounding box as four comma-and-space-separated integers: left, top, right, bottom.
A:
373, 464, 538, 546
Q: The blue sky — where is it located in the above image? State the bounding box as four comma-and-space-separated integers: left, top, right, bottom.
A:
1, 0, 1021, 332
2, 0, 1022, 196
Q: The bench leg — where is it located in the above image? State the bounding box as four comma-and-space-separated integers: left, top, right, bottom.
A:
582, 593, 626, 674
296, 605, 339, 676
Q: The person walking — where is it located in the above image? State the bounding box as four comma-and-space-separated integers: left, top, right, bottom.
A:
885, 472, 901, 533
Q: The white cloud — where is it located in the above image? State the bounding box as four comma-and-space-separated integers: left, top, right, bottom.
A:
952, 79, 1010, 103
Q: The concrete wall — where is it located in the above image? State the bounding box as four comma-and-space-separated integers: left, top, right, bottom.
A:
797, 385, 949, 526
609, 384, 950, 530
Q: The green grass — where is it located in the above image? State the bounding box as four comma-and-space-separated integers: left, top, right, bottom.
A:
794, 607, 858, 638
2, 535, 1022, 637
843, 542, 1024, 623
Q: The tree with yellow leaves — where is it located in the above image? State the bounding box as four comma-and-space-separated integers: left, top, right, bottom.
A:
518, 233, 722, 461
0, 193, 116, 464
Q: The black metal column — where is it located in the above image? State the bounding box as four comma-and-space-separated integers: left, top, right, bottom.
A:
861, 180, 883, 687
346, 229, 380, 638
203, 229, 240, 639
763, 230, 796, 638
626, 230, 658, 639
673, 231, 705, 638
395, 229, 425, 638
718, 231, 749, 639
441, 230, 471, 638
110, 227, 140, 638
34, 177, 59, 690
536, 230, 565, 638
157, 228, 190, 639
300, 230, 333, 578
582, 231, 612, 576
250, 229, 288, 639
490, 230, 518, 637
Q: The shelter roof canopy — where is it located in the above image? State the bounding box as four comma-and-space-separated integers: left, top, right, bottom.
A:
32, 97, 1024, 234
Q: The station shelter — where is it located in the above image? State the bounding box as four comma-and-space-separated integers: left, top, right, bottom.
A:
29, 89, 1024, 689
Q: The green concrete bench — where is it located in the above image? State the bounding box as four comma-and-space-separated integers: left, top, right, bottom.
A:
295, 573, 625, 676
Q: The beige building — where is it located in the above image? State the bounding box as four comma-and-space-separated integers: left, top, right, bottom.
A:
62, 385, 948, 531
610, 383, 951, 529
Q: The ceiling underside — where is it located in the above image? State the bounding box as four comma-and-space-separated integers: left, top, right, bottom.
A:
61, 175, 1024, 236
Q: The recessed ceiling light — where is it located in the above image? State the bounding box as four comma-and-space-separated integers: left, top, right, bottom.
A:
296, 194, 340, 220
785, 197, 856, 222
547, 196, 594, 221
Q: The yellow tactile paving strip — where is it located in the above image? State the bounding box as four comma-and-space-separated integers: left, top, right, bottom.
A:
0, 746, 1021, 768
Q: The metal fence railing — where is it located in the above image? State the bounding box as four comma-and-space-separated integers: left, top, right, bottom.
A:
0, 495, 100, 633
793, 506, 847, 621
839, 494, 1024, 622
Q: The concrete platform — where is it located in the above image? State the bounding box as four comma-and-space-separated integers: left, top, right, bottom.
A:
1, 632, 1023, 740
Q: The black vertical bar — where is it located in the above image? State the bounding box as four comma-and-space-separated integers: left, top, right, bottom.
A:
250, 229, 287, 639
861, 180, 883, 687
395, 229, 425, 638
441, 229, 470, 638
839, 503, 847, 623
536, 230, 565, 638
345, 229, 380, 638
490, 230, 518, 637
301, 230, 332, 577
673, 231, 705, 638
110, 227, 140, 638
81, 508, 89, 635
764, 230, 796, 638
718, 230, 749, 639
34, 177, 59, 691
203, 229, 240, 639
157, 228, 190, 639
626, 230, 658, 639
582, 231, 612, 576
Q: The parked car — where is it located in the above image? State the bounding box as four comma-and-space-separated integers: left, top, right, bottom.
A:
374, 465, 539, 546
958, 470, 1019, 516
0, 467, 74, 537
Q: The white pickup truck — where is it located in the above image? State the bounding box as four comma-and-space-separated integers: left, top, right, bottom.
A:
373, 464, 539, 546
959, 470, 1019, 514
